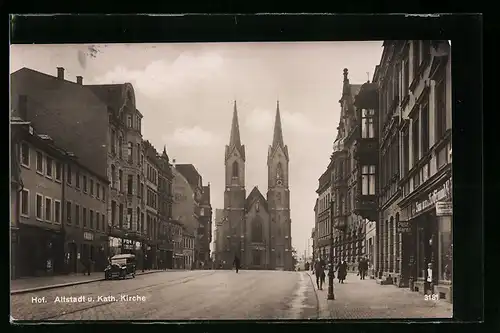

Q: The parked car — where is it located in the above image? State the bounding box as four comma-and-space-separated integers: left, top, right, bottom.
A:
104, 254, 136, 280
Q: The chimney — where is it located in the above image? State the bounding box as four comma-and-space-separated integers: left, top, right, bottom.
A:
76, 76, 83, 85
18, 95, 28, 120
57, 67, 65, 80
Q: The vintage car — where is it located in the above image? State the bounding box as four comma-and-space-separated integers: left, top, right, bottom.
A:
104, 254, 136, 280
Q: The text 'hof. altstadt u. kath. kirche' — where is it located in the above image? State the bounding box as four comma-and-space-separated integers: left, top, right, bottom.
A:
219, 101, 293, 271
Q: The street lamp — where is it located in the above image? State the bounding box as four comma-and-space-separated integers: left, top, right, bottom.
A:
328, 199, 335, 300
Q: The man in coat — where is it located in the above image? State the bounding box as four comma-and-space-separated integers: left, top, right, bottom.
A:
314, 259, 325, 290
233, 255, 241, 273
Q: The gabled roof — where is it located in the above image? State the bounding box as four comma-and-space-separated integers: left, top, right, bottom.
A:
10, 67, 109, 178
245, 186, 268, 213
175, 164, 202, 191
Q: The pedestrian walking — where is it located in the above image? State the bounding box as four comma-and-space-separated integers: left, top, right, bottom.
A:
233, 255, 240, 273
358, 257, 368, 280
425, 263, 434, 295
337, 259, 347, 284
314, 258, 325, 290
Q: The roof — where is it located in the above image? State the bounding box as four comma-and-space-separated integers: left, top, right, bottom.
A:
350, 84, 362, 98
10, 68, 109, 179
85, 83, 138, 115
175, 164, 202, 191
316, 159, 334, 193
245, 186, 269, 213
354, 82, 379, 110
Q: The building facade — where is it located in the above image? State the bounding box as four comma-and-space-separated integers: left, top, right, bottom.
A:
314, 162, 333, 262
157, 146, 174, 269
213, 208, 224, 263
199, 185, 213, 265
221, 101, 293, 271
395, 40, 452, 301
182, 228, 195, 269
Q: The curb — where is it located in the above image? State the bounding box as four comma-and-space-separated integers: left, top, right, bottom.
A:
11, 270, 165, 295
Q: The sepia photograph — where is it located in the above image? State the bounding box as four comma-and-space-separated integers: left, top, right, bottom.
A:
10, 40, 453, 321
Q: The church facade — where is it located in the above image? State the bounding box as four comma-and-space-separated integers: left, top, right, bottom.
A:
221, 101, 293, 271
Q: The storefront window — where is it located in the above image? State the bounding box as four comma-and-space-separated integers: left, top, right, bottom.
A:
439, 216, 453, 281
417, 226, 425, 278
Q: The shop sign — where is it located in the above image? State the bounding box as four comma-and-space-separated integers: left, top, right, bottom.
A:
436, 201, 453, 216
415, 180, 451, 214
83, 232, 94, 241
396, 220, 412, 234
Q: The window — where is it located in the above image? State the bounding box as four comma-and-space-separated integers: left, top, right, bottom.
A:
403, 53, 410, 98
75, 204, 80, 225
45, 197, 52, 221
421, 100, 430, 155
90, 210, 94, 229
361, 109, 375, 138
20, 143, 30, 167
75, 170, 80, 189
118, 136, 123, 159
119, 204, 124, 228
111, 129, 116, 154
67, 165, 72, 185
35, 194, 43, 220
80, 175, 86, 193
111, 201, 116, 226
395, 63, 401, 99
45, 157, 53, 178
83, 207, 87, 227
136, 208, 140, 231
141, 183, 144, 200
97, 183, 100, 199
412, 116, 420, 164
137, 143, 141, 163
137, 176, 141, 197
232, 161, 238, 178
141, 213, 145, 233
90, 179, 94, 196
412, 40, 420, 79
55, 162, 62, 181
102, 187, 106, 201
102, 214, 106, 232
435, 71, 447, 140
111, 165, 116, 188
36, 152, 43, 173
127, 115, 132, 128
402, 129, 410, 176
128, 175, 133, 195
127, 142, 134, 163
361, 165, 376, 195
20, 189, 29, 217
119, 170, 123, 192
66, 201, 72, 223
54, 200, 61, 223
127, 208, 133, 229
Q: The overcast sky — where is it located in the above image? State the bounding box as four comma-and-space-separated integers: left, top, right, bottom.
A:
10, 42, 383, 257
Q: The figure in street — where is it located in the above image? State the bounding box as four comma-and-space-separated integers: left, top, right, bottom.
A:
337, 259, 347, 284
314, 258, 325, 290
358, 257, 368, 280
233, 255, 240, 273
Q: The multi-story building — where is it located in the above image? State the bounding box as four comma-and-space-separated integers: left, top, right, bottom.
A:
314, 162, 333, 262
168, 219, 184, 268
182, 227, 195, 269
199, 184, 213, 265
394, 40, 452, 302
157, 146, 174, 269
142, 140, 160, 269
330, 69, 374, 272
311, 227, 316, 264
365, 220, 377, 277
11, 114, 65, 278
174, 164, 204, 268
213, 208, 224, 263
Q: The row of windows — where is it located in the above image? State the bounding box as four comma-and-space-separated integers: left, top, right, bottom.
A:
318, 193, 331, 213
19, 189, 61, 224
21, 143, 63, 182
109, 129, 141, 164
146, 163, 158, 185
67, 165, 106, 202
65, 201, 106, 231
183, 237, 195, 249
146, 187, 158, 209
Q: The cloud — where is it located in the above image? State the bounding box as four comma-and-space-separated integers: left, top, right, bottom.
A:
92, 52, 224, 99
244, 108, 328, 136
163, 126, 219, 147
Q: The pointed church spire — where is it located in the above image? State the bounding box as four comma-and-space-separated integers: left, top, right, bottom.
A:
229, 100, 242, 147
272, 100, 284, 148
162, 145, 167, 156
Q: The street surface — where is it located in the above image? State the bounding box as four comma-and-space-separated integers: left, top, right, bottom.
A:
11, 270, 452, 321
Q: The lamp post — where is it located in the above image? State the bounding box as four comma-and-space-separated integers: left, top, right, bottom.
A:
328, 199, 335, 300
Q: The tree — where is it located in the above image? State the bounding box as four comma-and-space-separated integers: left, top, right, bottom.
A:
291, 247, 298, 270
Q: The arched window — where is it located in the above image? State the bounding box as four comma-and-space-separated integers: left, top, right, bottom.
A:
276, 162, 283, 180
128, 142, 133, 163
118, 136, 123, 158
252, 216, 263, 243
232, 161, 238, 178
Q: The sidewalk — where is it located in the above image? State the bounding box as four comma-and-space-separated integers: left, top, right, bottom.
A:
307, 272, 453, 319
11, 269, 167, 295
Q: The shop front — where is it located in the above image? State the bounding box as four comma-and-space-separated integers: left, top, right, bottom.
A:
17, 223, 65, 277
79, 231, 108, 273
400, 176, 452, 303
173, 251, 184, 269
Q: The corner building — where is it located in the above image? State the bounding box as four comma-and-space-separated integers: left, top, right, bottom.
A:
222, 101, 293, 271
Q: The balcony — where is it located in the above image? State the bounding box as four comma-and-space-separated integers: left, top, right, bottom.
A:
333, 215, 347, 231
353, 195, 378, 221
353, 139, 378, 163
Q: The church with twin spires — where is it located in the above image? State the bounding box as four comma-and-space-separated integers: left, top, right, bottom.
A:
221, 100, 293, 271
